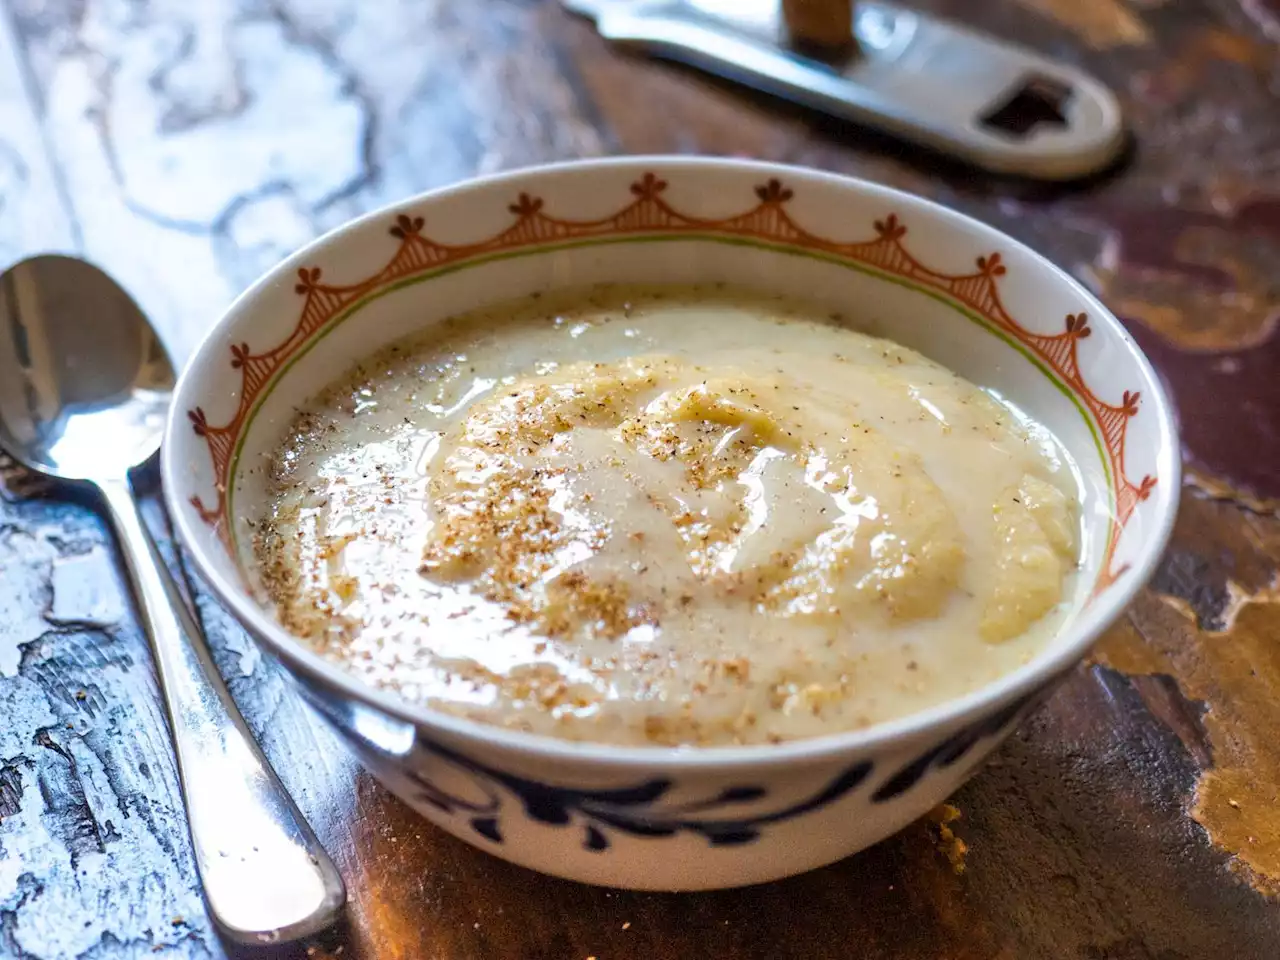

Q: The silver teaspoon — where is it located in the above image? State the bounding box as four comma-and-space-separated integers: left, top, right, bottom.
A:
0, 256, 345, 945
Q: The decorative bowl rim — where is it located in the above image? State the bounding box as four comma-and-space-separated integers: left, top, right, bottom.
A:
162, 155, 1180, 769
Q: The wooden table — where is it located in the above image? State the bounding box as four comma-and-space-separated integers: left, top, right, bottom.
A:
0, 2, 1277, 957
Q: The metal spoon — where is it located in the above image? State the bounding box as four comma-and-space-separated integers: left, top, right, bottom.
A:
0, 255, 346, 945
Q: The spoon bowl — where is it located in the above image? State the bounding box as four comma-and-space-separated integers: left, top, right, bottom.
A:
0, 256, 172, 480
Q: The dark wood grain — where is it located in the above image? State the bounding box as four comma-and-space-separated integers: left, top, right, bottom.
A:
0, 1, 1277, 957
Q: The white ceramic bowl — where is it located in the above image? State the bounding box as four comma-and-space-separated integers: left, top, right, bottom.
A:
163, 158, 1179, 890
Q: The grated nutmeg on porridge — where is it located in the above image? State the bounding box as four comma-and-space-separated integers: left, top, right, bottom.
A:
251, 285, 1081, 747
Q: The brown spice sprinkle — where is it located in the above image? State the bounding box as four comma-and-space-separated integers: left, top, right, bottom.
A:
419, 359, 796, 643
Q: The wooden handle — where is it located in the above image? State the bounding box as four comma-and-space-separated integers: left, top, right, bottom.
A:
781, 0, 854, 49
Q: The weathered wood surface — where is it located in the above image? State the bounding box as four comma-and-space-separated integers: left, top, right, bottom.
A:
0, 1, 1277, 957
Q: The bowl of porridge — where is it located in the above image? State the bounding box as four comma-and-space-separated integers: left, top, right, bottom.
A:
163, 158, 1178, 889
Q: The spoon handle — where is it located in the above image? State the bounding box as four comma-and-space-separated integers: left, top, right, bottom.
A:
97, 477, 346, 945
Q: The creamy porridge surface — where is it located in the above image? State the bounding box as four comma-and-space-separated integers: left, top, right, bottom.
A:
252, 285, 1081, 747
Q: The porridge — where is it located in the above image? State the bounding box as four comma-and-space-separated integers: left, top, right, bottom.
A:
251, 285, 1081, 747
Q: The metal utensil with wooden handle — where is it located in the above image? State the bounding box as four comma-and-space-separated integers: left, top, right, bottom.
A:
564, 0, 1126, 180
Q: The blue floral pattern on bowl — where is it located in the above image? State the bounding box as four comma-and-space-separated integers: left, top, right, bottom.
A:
400, 737, 873, 852
343, 687, 1045, 854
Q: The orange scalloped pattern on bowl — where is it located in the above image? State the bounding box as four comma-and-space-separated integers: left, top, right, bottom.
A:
187, 173, 1155, 591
